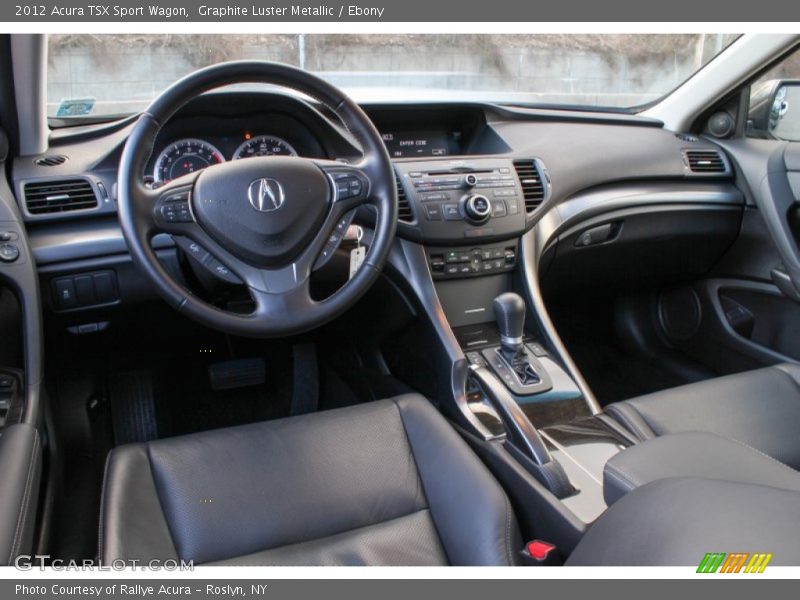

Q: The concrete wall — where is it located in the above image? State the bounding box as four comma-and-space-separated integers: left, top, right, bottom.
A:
47, 35, 721, 115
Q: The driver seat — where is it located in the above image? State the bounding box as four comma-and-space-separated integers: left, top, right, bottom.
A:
99, 394, 521, 566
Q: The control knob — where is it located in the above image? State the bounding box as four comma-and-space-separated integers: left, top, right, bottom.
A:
463, 194, 492, 224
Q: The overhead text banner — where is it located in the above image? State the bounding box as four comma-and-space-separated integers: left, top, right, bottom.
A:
3, 0, 800, 22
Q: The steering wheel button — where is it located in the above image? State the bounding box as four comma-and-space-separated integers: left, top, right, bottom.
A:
205, 258, 241, 284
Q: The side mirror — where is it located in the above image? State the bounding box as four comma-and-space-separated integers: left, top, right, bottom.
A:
748, 79, 800, 141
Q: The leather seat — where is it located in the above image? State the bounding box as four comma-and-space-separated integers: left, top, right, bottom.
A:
567, 477, 800, 566
99, 394, 521, 566
606, 363, 800, 468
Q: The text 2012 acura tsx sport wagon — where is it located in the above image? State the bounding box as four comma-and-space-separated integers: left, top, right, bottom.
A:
2, 33, 800, 568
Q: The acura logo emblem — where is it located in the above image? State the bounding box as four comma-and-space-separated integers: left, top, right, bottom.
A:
248, 178, 285, 212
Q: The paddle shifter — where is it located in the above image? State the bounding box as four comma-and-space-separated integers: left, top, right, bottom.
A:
493, 292, 540, 385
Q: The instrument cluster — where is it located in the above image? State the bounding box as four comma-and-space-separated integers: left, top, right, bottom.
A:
152, 134, 300, 183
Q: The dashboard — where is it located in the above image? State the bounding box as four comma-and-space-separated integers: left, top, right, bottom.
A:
11, 91, 738, 273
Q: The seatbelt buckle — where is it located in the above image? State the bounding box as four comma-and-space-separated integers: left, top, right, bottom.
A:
520, 539, 560, 565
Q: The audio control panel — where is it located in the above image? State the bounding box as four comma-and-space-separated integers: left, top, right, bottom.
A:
395, 158, 531, 244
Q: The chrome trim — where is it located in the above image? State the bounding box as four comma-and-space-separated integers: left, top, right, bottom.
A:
519, 227, 602, 414
538, 183, 742, 247
500, 334, 524, 347
386, 237, 496, 440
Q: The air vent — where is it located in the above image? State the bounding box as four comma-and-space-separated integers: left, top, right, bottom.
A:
395, 174, 413, 222
24, 178, 98, 215
684, 150, 727, 174
34, 154, 68, 167
675, 133, 699, 143
513, 159, 546, 213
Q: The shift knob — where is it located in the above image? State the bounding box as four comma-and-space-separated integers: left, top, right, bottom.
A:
493, 292, 526, 350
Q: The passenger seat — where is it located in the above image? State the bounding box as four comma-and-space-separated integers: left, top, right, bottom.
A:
605, 363, 800, 469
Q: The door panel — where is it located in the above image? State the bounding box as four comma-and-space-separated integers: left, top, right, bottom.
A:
682, 139, 800, 371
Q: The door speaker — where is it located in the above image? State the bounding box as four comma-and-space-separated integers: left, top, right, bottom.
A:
658, 287, 702, 342
708, 111, 735, 138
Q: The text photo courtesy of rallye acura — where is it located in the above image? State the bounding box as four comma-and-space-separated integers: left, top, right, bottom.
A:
4, 32, 800, 568
16, 585, 264, 597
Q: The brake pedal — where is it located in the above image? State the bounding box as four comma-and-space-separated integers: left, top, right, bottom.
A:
208, 358, 266, 391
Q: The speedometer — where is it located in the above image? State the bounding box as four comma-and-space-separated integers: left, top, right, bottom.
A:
232, 135, 298, 160
153, 138, 225, 183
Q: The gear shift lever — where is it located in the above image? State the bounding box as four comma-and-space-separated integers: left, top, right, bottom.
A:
493, 292, 527, 359
492, 292, 540, 385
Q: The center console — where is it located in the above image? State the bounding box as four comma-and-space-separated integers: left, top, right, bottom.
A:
388, 155, 644, 542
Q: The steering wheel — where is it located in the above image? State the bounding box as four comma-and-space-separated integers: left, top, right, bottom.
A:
117, 61, 397, 337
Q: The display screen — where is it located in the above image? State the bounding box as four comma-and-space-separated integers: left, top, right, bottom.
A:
381, 130, 449, 158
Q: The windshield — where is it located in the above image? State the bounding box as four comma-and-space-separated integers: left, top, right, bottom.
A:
47, 34, 739, 119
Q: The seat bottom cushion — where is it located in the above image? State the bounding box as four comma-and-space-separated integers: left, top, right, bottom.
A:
100, 394, 520, 566
211, 510, 447, 566
605, 363, 800, 468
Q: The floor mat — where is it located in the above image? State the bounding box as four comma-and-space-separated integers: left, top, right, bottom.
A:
550, 299, 710, 406
153, 351, 295, 438
45, 310, 412, 560
559, 331, 690, 405
107, 370, 158, 444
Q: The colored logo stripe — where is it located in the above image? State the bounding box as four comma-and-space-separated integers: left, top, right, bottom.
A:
720, 553, 749, 573
744, 553, 773, 573
697, 552, 772, 573
697, 553, 726, 573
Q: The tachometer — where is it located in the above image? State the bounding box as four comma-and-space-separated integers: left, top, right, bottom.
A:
232, 135, 298, 160
153, 138, 225, 182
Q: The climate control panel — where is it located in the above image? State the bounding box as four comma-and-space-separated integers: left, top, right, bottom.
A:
428, 243, 517, 280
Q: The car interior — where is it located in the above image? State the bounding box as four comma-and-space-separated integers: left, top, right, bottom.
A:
4, 32, 800, 567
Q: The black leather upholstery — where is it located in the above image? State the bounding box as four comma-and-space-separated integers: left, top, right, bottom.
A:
0, 424, 41, 564
606, 363, 800, 468
603, 431, 800, 505
100, 394, 521, 566
568, 477, 800, 566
